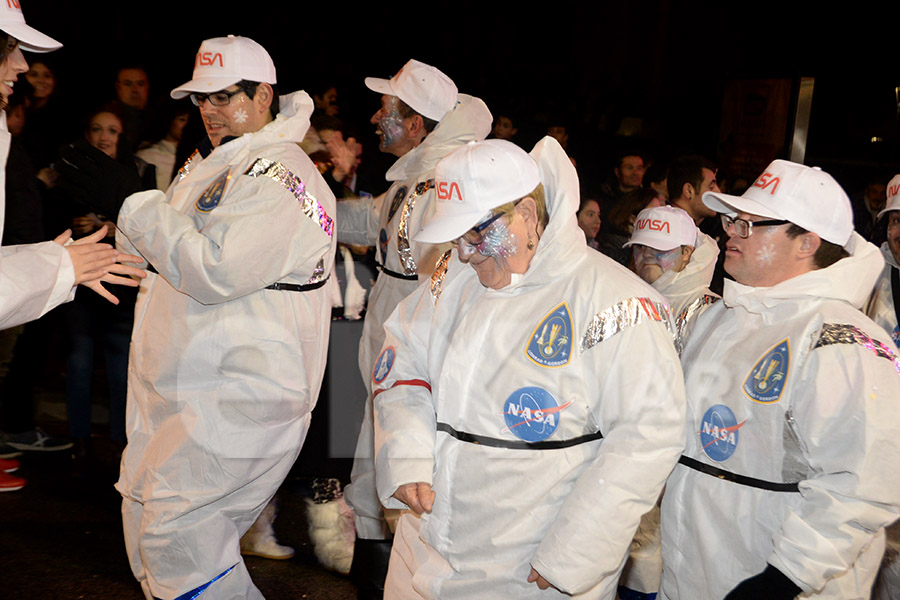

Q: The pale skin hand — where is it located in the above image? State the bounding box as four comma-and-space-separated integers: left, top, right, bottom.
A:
54, 226, 147, 305
527, 567, 559, 591
392, 482, 435, 516
325, 132, 362, 183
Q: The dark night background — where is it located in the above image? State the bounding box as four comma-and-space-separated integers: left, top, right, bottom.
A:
20, 0, 900, 196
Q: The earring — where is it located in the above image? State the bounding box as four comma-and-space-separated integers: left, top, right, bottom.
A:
527, 234, 535, 250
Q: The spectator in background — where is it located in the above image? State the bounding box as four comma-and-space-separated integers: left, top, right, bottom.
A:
112, 64, 152, 151
576, 196, 602, 249
852, 174, 889, 244
645, 160, 669, 202
136, 100, 191, 190
489, 112, 518, 143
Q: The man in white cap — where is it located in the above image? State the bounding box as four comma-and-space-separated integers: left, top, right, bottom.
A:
99, 35, 337, 599
625, 204, 719, 355
659, 159, 900, 599
371, 137, 685, 598
0, 2, 146, 491
866, 174, 900, 600
333, 58, 492, 595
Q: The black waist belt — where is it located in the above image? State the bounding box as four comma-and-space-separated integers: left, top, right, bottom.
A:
376, 262, 418, 281
678, 455, 800, 492
146, 264, 328, 293
436, 422, 603, 450
265, 278, 329, 292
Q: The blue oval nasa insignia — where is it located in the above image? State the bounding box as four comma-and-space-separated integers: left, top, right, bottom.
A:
502, 387, 569, 442
526, 302, 573, 368
892, 326, 900, 348
742, 339, 789, 403
387, 186, 407, 222
372, 347, 395, 384
378, 228, 389, 263
195, 168, 231, 212
699, 404, 744, 462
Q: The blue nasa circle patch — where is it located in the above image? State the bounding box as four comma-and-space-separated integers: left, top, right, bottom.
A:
526, 302, 573, 368
378, 228, 389, 264
892, 326, 900, 348
372, 347, 395, 384
195, 169, 231, 212
742, 339, 789, 403
699, 404, 744, 462
502, 387, 568, 443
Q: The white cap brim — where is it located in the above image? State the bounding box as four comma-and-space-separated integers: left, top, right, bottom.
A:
171, 76, 242, 99
364, 77, 393, 96
3, 22, 61, 53
702, 190, 783, 220
414, 208, 489, 244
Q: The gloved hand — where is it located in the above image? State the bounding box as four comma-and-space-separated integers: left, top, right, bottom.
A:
55, 139, 141, 222
724, 565, 801, 599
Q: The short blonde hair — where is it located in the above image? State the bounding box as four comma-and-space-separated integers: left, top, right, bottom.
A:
493, 183, 548, 230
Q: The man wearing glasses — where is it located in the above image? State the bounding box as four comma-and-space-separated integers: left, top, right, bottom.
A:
110, 35, 336, 600
658, 159, 900, 599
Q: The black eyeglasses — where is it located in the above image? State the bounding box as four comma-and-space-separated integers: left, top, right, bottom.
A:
189, 88, 245, 107
721, 214, 789, 238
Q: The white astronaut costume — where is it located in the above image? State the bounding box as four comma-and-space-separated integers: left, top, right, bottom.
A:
338, 92, 492, 537
660, 233, 900, 599
372, 138, 686, 599
867, 242, 900, 347
114, 90, 336, 600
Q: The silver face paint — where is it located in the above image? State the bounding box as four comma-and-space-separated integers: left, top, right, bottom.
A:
456, 211, 518, 264
376, 96, 407, 152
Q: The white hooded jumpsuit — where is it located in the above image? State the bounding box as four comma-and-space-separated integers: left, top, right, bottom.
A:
372, 138, 686, 599
114, 92, 337, 600
0, 111, 76, 330
660, 234, 900, 600
337, 94, 492, 538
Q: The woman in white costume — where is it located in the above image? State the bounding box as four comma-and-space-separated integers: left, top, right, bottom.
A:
371, 137, 686, 599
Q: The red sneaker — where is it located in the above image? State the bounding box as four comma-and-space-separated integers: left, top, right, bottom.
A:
0, 470, 25, 492
0, 457, 20, 473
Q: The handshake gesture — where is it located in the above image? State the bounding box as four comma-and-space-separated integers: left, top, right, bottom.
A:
55, 225, 146, 304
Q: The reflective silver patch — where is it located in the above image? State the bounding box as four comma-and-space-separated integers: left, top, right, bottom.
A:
580, 297, 672, 352
177, 150, 200, 182
245, 158, 334, 239
814, 323, 900, 375
675, 294, 719, 356
430, 250, 452, 305
397, 180, 434, 276
307, 258, 326, 284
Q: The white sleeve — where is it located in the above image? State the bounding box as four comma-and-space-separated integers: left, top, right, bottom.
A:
372, 279, 437, 509
0, 241, 75, 330
768, 341, 900, 593
531, 316, 687, 594
336, 193, 382, 247
117, 171, 334, 305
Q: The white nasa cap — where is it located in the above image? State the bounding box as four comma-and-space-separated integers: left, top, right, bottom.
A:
414, 139, 541, 244
0, 1, 61, 53
624, 205, 698, 251
877, 174, 900, 219
171, 35, 276, 99
703, 159, 853, 246
365, 59, 458, 122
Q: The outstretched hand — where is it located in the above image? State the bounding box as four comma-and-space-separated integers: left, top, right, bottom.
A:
527, 567, 558, 591
55, 226, 146, 304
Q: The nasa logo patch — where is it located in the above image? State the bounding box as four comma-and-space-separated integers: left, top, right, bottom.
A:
892, 325, 900, 348
372, 347, 395, 384
387, 186, 407, 222
195, 168, 231, 212
526, 302, 573, 368
742, 339, 790, 403
699, 404, 745, 462
502, 387, 571, 443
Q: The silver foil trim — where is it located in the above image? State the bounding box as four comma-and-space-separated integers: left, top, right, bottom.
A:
177, 150, 200, 182
430, 250, 452, 305
580, 297, 672, 352
245, 158, 334, 239
675, 294, 719, 356
397, 180, 434, 276
814, 323, 900, 375
307, 258, 326, 284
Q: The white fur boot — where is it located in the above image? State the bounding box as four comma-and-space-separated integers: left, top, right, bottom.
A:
306, 478, 356, 574
240, 497, 295, 560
